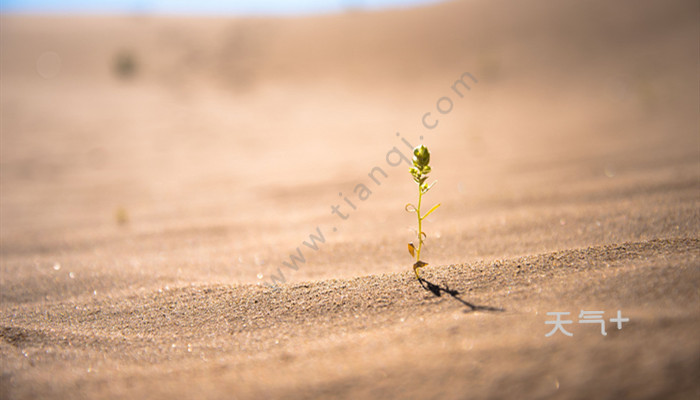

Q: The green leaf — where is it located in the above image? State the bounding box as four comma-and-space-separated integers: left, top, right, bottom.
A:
422, 203, 441, 219
413, 145, 430, 166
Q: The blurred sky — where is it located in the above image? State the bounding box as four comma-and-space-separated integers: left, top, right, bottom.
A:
0, 0, 444, 15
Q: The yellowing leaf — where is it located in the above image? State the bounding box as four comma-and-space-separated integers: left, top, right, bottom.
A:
422, 203, 441, 219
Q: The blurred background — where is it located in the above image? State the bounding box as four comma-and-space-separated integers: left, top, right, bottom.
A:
1, 0, 698, 300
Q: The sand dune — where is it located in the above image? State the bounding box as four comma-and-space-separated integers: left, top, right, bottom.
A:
1, 0, 699, 398
2, 239, 698, 398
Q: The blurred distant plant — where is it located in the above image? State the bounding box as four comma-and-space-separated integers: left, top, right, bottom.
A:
115, 206, 129, 226
113, 51, 137, 79
406, 145, 440, 280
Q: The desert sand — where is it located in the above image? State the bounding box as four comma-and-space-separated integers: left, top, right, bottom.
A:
1, 0, 699, 398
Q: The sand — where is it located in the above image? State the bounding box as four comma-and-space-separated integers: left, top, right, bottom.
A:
1, 0, 699, 398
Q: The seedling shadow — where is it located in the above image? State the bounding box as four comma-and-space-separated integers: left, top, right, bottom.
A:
418, 277, 505, 313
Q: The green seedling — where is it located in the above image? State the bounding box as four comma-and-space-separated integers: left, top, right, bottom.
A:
406, 144, 440, 279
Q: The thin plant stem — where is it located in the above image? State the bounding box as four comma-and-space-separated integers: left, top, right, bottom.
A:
416, 187, 423, 262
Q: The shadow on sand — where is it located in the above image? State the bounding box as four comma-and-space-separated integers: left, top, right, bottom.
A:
418, 277, 505, 313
